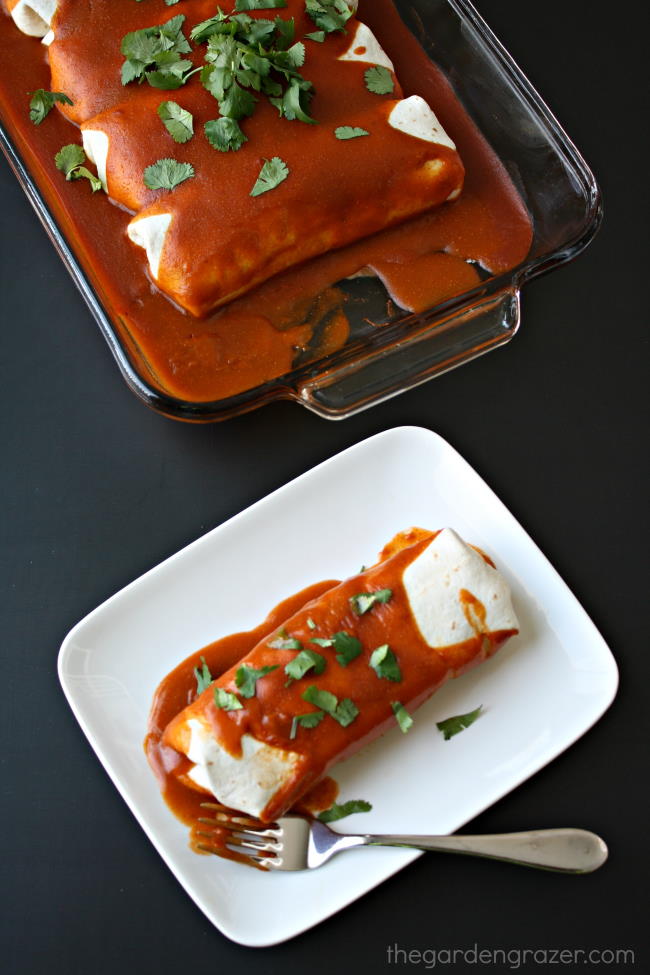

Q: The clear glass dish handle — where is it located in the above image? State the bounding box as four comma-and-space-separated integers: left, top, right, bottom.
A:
297, 286, 521, 419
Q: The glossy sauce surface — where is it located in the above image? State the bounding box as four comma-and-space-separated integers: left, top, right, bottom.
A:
0, 0, 532, 402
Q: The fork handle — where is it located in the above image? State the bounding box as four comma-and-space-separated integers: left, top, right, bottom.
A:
358, 828, 607, 873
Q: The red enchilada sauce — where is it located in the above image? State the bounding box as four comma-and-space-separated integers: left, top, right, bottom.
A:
0, 0, 532, 402
145, 580, 340, 863
145, 530, 516, 863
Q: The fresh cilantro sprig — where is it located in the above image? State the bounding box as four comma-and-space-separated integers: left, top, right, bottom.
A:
289, 710, 325, 739
193, 8, 316, 151
157, 100, 194, 142
369, 644, 402, 682
121, 15, 198, 90
250, 156, 289, 196
193, 655, 213, 695
365, 64, 394, 95
436, 706, 483, 740
284, 648, 326, 684
392, 701, 413, 734
29, 90, 72, 125
302, 685, 359, 727
235, 0, 287, 9
268, 628, 302, 650
311, 631, 362, 667
142, 158, 194, 190
235, 663, 279, 698
349, 588, 392, 615
305, 0, 355, 34
318, 799, 372, 823
213, 687, 243, 711
54, 144, 102, 192
335, 126, 369, 140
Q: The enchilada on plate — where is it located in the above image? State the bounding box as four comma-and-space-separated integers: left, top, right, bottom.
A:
158, 527, 519, 825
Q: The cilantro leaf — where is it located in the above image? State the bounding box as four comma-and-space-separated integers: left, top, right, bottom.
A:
54, 144, 102, 192
213, 687, 243, 711
29, 90, 73, 125
364, 65, 394, 95
369, 644, 402, 682
204, 116, 248, 152
157, 100, 194, 143
331, 632, 362, 667
305, 0, 354, 34
142, 158, 194, 190
268, 631, 302, 650
250, 156, 289, 197
284, 649, 326, 684
193, 655, 213, 695
302, 686, 359, 727
121, 15, 193, 90
436, 706, 483, 740
54, 144, 86, 177
289, 710, 325, 739
302, 685, 337, 713
349, 588, 392, 615
392, 701, 413, 734
235, 0, 287, 8
335, 126, 369, 140
305, 31, 325, 42
318, 799, 372, 823
307, 617, 317, 630
235, 663, 279, 698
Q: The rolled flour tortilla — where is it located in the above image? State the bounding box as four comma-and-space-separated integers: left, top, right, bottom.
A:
163, 528, 519, 821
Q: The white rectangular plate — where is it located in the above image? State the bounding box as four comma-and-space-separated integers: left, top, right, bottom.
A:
59, 426, 618, 946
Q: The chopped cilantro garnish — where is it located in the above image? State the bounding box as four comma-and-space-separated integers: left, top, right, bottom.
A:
235, 0, 287, 8
289, 710, 325, 739
121, 15, 195, 90
157, 100, 194, 143
235, 663, 279, 698
318, 799, 372, 823
284, 648, 326, 684
369, 644, 402, 682
332, 632, 362, 666
392, 701, 413, 734
204, 116, 248, 152
364, 65, 394, 95
54, 144, 102, 192
307, 617, 317, 630
29, 90, 73, 125
436, 706, 483, 740
213, 687, 243, 711
334, 126, 369, 140
302, 686, 359, 727
250, 156, 289, 196
309, 631, 361, 666
305, 30, 325, 42
269, 632, 302, 650
193, 655, 213, 695
349, 588, 392, 615
193, 9, 315, 148
305, 0, 354, 34
142, 158, 194, 190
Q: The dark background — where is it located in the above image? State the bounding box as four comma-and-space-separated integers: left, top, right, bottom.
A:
1, 1, 647, 972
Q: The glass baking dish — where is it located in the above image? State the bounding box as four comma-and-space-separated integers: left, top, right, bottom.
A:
0, 0, 600, 422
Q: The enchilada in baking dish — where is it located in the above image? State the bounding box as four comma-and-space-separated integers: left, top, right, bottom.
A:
156, 528, 519, 825
0, 0, 533, 405
8, 0, 464, 315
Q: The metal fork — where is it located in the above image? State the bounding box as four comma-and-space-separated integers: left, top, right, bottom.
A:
197, 804, 608, 873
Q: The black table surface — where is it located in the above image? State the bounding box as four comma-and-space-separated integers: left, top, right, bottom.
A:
1, 2, 647, 972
